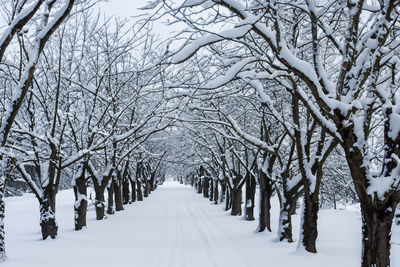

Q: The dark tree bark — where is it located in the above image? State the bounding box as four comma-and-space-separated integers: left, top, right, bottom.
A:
277, 177, 303, 242
203, 178, 209, 198
94, 186, 106, 220
107, 179, 115, 215
137, 181, 143, 201
39, 198, 57, 240
245, 173, 256, 221
230, 174, 243, 216
258, 171, 273, 232
149, 172, 156, 191
213, 179, 219, 204
225, 186, 230, 211
231, 188, 242, 216
114, 172, 124, 211
342, 129, 400, 267
130, 180, 136, 202
0, 187, 5, 260
209, 179, 214, 201
122, 177, 130, 205
278, 197, 297, 242
220, 181, 226, 204
73, 165, 87, 230
197, 179, 202, 194
144, 181, 150, 198
361, 204, 397, 267
86, 165, 112, 221
301, 191, 319, 252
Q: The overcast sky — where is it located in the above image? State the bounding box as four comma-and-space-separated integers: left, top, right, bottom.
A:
97, 0, 150, 19
97, 0, 180, 42
0, 1, 180, 41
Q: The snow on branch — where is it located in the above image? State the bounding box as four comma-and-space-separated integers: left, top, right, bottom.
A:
225, 115, 277, 154
205, 57, 257, 89
171, 24, 252, 64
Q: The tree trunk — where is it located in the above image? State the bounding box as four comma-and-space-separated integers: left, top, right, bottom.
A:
197, 179, 202, 194
220, 182, 225, 204
122, 177, 130, 205
396, 204, 400, 225
300, 194, 319, 253
258, 169, 273, 232
107, 179, 115, 215
143, 181, 149, 198
277, 195, 297, 242
0, 187, 6, 261
137, 181, 143, 201
94, 186, 106, 220
203, 178, 209, 198
39, 199, 57, 240
231, 189, 242, 216
149, 173, 156, 191
214, 180, 219, 205
130, 180, 136, 202
73, 167, 87, 231
245, 174, 256, 221
209, 179, 214, 201
361, 206, 396, 267
225, 186, 230, 211
114, 178, 124, 211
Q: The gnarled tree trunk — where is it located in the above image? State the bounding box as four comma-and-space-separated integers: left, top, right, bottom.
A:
361, 205, 395, 267
94, 186, 106, 220
114, 171, 124, 211
39, 198, 57, 240
130, 179, 136, 202
197, 179, 202, 194
0, 187, 6, 261
231, 189, 242, 216
258, 174, 272, 232
137, 181, 143, 201
122, 177, 130, 205
73, 165, 87, 230
107, 179, 115, 215
245, 173, 256, 221
209, 179, 214, 202
300, 192, 319, 253
203, 178, 209, 198
225, 186, 230, 211
213, 179, 219, 205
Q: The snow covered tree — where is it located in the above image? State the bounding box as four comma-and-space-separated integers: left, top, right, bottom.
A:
0, 0, 76, 253
149, 0, 400, 265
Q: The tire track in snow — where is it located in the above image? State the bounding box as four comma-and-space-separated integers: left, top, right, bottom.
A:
181, 192, 218, 267
188, 193, 249, 267
144, 182, 249, 267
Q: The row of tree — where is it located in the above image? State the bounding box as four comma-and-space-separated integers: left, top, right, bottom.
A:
0, 0, 177, 260
145, 0, 400, 266
0, 1, 399, 267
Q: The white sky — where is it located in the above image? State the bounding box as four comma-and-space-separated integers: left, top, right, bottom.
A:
0, 1, 181, 43
97, 0, 149, 18
96, 0, 180, 42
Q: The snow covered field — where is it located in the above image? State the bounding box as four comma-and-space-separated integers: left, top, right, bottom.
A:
4, 181, 400, 267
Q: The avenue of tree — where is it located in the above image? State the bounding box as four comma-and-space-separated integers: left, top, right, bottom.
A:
0, 1, 399, 267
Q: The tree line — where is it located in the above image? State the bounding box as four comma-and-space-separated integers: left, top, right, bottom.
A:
0, 1, 399, 267
145, 0, 400, 267
0, 0, 178, 260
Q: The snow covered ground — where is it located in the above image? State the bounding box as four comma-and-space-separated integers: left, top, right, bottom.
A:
4, 181, 400, 267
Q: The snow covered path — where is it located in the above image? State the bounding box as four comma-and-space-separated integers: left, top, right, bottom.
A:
4, 181, 400, 267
